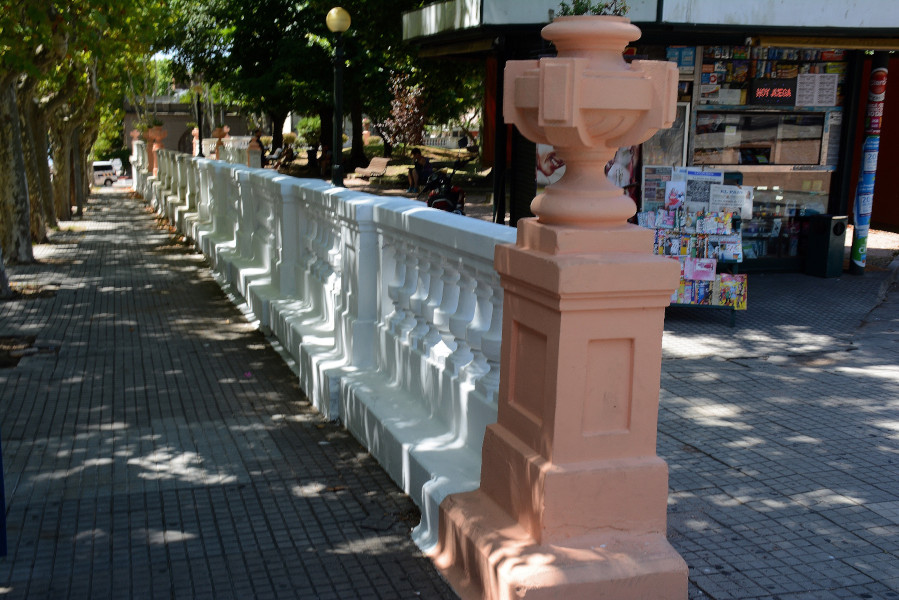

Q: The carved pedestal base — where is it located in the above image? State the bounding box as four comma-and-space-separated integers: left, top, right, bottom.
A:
435, 488, 686, 600
432, 219, 687, 599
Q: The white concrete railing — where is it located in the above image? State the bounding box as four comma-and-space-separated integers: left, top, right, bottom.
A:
131, 141, 517, 551
220, 136, 252, 164
202, 138, 218, 157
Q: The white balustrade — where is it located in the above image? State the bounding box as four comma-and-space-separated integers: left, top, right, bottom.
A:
202, 138, 218, 157
221, 136, 252, 165
138, 147, 517, 553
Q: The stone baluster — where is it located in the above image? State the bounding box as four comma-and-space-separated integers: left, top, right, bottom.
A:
309, 214, 328, 282
295, 212, 319, 305
177, 156, 188, 204
196, 161, 211, 226
459, 274, 492, 385
444, 270, 476, 375
326, 223, 342, 279
234, 170, 254, 259
185, 160, 198, 212
395, 252, 421, 337
475, 284, 503, 404
386, 238, 411, 332
417, 256, 446, 353
276, 181, 299, 297
430, 260, 461, 362
406, 254, 431, 344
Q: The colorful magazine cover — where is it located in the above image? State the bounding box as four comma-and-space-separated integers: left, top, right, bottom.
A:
715, 274, 747, 310
657, 209, 676, 229
664, 181, 686, 209
637, 211, 657, 229
684, 257, 717, 281
693, 281, 713, 305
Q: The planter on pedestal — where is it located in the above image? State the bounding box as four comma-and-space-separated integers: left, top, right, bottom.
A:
248, 136, 263, 168
432, 16, 688, 600
145, 125, 167, 176
211, 127, 226, 160
192, 127, 201, 157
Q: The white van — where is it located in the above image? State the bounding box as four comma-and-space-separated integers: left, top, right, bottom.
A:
92, 161, 118, 186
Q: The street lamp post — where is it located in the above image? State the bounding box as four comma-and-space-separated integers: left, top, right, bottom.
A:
193, 85, 205, 157
326, 7, 350, 187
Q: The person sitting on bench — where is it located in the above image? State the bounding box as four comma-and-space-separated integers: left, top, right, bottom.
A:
407, 148, 433, 193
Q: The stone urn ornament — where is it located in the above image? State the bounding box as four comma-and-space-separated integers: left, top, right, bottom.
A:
210, 126, 227, 159
504, 12, 677, 226
145, 124, 167, 176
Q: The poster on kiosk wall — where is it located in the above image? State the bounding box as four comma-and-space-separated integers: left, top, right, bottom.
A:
536, 143, 642, 205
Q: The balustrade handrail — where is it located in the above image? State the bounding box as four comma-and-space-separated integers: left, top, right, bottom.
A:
130, 138, 516, 552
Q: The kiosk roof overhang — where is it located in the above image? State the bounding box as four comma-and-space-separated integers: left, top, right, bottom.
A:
403, 0, 899, 50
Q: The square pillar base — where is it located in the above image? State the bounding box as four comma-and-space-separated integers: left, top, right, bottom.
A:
433, 489, 687, 600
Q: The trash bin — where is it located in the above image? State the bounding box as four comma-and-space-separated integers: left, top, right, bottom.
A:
805, 215, 847, 278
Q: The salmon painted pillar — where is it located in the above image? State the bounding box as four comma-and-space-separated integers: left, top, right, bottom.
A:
211, 127, 226, 160
432, 16, 688, 599
147, 126, 167, 176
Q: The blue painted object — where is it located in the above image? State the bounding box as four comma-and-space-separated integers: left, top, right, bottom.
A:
0, 431, 6, 557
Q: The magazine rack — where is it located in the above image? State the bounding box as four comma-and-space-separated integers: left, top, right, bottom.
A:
637, 207, 747, 326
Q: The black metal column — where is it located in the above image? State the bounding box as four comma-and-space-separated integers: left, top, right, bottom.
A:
332, 33, 345, 187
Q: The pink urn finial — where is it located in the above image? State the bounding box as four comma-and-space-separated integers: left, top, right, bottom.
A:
504, 16, 678, 226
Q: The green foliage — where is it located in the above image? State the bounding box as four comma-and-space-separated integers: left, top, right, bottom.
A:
125, 56, 176, 127
557, 0, 629, 16
295, 115, 321, 146
90, 103, 126, 160
416, 59, 484, 130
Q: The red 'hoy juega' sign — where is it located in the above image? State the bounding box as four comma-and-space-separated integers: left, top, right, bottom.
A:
749, 78, 797, 106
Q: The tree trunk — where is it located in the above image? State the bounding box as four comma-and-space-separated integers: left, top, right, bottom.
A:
0, 79, 34, 263
72, 126, 85, 217
28, 75, 76, 231
350, 93, 366, 169
373, 124, 393, 158
48, 64, 98, 221
0, 248, 11, 299
19, 89, 48, 243
80, 124, 99, 197
52, 122, 74, 221
319, 105, 333, 156
269, 110, 287, 152
29, 113, 56, 231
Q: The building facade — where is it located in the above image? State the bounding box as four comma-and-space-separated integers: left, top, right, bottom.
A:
403, 0, 899, 271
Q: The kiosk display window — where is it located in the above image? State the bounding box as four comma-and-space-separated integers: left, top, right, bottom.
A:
693, 111, 826, 166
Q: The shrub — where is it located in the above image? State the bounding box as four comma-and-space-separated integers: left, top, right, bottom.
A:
296, 115, 321, 147
283, 132, 298, 147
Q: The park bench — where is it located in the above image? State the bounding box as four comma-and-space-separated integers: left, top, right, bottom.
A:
353, 156, 391, 179
264, 147, 282, 167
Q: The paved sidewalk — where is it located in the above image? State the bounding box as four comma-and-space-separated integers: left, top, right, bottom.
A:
662, 268, 899, 598
0, 188, 897, 599
0, 190, 457, 599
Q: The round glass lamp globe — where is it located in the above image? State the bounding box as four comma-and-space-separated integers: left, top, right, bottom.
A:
326, 7, 351, 33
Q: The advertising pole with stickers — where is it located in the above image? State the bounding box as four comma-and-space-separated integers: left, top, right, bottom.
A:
849, 54, 888, 275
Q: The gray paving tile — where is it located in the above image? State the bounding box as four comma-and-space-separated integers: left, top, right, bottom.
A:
0, 191, 457, 599
3, 188, 899, 600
